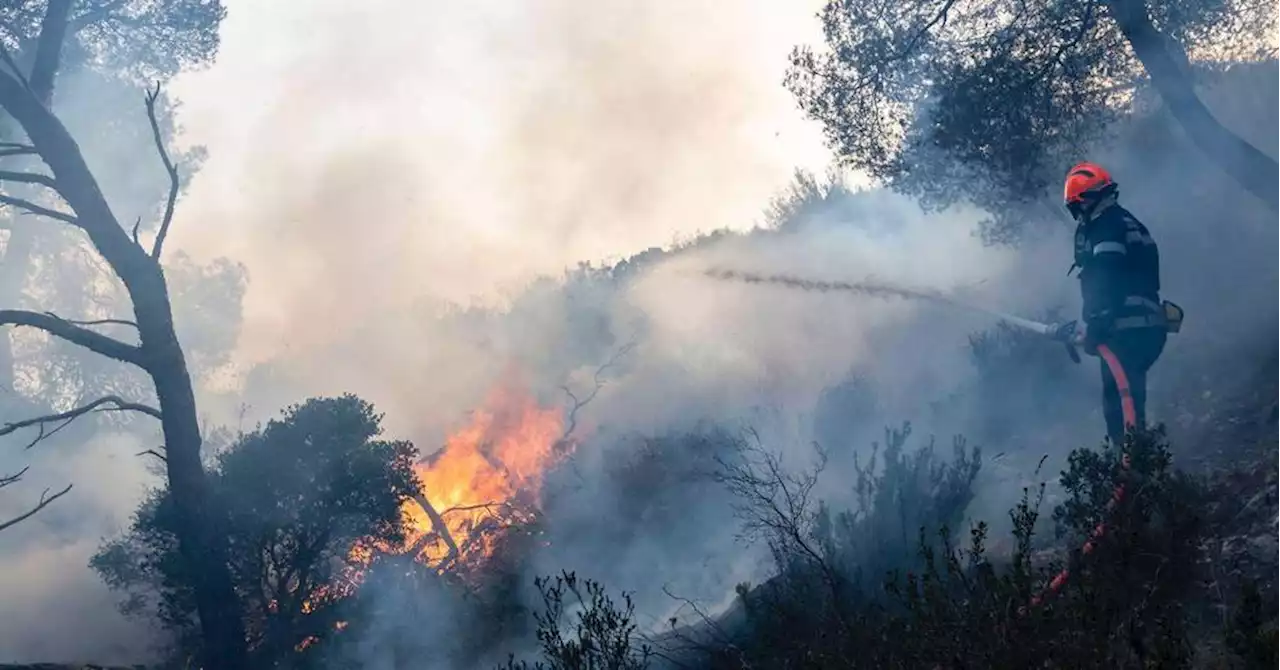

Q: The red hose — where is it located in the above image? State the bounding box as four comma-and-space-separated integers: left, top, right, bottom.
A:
1020, 343, 1135, 612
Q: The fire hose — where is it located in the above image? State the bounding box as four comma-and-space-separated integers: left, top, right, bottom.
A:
918, 306, 1140, 612
905, 307, 1146, 613
1021, 339, 1135, 613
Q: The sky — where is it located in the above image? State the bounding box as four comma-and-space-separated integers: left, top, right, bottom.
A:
167, 0, 833, 364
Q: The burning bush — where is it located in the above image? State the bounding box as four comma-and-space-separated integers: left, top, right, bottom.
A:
400, 381, 570, 575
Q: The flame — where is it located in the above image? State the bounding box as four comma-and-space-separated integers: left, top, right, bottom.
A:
402, 379, 568, 570
286, 377, 569, 656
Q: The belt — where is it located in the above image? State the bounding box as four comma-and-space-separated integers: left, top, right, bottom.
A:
1123, 295, 1163, 312
1094, 296, 1167, 331
1114, 314, 1168, 330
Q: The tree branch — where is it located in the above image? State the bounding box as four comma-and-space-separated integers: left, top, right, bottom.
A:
0, 146, 39, 159
28, 0, 72, 105
1104, 0, 1278, 210
0, 483, 73, 533
65, 317, 138, 328
0, 466, 30, 489
0, 168, 60, 191
0, 42, 31, 92
136, 448, 167, 463
1, 395, 162, 450
559, 339, 637, 443
410, 492, 460, 568
144, 82, 179, 259
41, 312, 138, 329
0, 309, 143, 365
0, 193, 76, 223
0, 68, 146, 281
440, 500, 512, 516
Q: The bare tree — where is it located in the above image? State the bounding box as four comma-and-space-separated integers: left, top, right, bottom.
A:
0, 59, 247, 670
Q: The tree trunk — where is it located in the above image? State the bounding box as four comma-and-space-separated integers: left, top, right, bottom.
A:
1106, 0, 1279, 211
0, 20, 250, 665
140, 270, 250, 670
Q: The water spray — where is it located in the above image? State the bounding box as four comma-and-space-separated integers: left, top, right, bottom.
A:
701, 267, 1083, 362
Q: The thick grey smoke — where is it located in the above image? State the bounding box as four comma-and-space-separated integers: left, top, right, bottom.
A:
165, 0, 830, 374
0, 2, 1275, 668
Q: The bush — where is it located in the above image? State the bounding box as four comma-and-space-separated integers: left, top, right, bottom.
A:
706, 423, 979, 666
498, 571, 652, 670
506, 427, 1269, 670
702, 427, 1234, 669
91, 395, 421, 668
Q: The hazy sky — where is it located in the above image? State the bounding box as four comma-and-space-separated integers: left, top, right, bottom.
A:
167, 0, 833, 362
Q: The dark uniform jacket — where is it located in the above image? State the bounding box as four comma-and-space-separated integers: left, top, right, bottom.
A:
1073, 203, 1163, 331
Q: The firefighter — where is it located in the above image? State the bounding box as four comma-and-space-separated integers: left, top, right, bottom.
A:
1064, 162, 1168, 444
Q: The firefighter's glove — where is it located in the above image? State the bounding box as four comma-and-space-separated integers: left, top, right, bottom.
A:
1082, 314, 1113, 356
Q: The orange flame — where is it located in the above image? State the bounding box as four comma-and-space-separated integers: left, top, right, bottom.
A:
289, 377, 569, 655
402, 379, 568, 569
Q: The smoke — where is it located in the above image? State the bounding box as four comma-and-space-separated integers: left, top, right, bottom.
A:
0, 1, 1275, 667
0, 432, 160, 664
164, 0, 831, 370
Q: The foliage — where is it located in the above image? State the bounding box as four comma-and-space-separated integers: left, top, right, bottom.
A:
763, 168, 857, 232
91, 394, 420, 667
709, 424, 979, 666
0, 0, 225, 81
694, 426, 1240, 668
816, 424, 981, 594
498, 571, 653, 670
786, 0, 1275, 242
1225, 580, 1279, 668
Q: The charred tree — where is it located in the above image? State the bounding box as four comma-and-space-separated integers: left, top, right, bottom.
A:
0, 71, 248, 670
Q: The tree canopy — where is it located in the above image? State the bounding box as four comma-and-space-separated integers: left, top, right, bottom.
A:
92, 394, 421, 666
1, 0, 224, 80
787, 0, 1278, 242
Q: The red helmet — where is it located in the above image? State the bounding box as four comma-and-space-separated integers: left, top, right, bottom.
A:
1063, 162, 1115, 205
